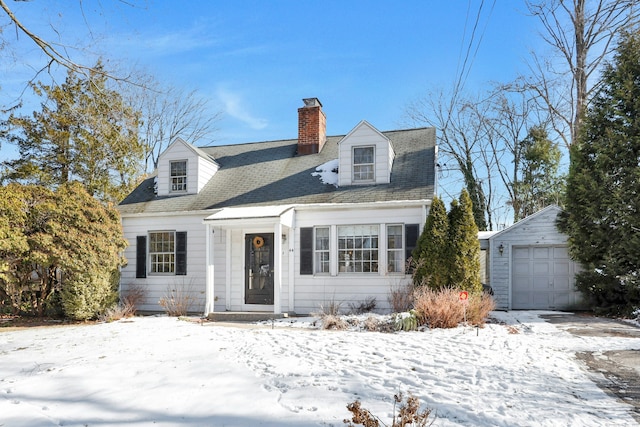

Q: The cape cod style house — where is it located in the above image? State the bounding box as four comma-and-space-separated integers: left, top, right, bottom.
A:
118, 98, 437, 315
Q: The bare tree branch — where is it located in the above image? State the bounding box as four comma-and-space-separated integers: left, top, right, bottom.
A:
524, 0, 639, 147
0, 0, 143, 86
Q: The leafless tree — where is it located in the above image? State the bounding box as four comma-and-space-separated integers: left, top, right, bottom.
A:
523, 0, 639, 148
0, 0, 144, 85
407, 84, 558, 227
406, 89, 499, 230
123, 77, 222, 172
485, 85, 557, 222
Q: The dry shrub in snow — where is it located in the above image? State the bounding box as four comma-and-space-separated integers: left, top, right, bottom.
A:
388, 283, 414, 313
348, 297, 377, 314
101, 285, 146, 322
99, 305, 130, 323
159, 282, 195, 316
363, 316, 381, 332
412, 287, 463, 329
121, 285, 145, 316
412, 287, 494, 329
321, 314, 348, 330
314, 298, 343, 317
344, 392, 433, 427
465, 291, 495, 326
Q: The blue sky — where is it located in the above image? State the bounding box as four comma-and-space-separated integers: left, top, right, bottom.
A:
1, 1, 540, 149
1, 1, 547, 223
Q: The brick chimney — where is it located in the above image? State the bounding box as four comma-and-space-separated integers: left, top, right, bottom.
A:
297, 98, 326, 155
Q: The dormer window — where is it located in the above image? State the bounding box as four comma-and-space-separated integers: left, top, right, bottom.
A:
353, 146, 374, 182
170, 160, 187, 192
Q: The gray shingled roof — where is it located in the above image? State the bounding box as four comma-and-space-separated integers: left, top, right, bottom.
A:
118, 127, 436, 214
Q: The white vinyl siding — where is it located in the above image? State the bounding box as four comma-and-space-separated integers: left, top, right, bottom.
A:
197, 155, 219, 192
120, 214, 208, 313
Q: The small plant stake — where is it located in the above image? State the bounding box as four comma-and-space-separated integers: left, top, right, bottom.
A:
459, 291, 469, 325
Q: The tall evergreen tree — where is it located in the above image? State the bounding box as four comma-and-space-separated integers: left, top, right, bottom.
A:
448, 190, 482, 293
558, 30, 640, 316
513, 126, 564, 221
2, 61, 143, 202
412, 196, 449, 288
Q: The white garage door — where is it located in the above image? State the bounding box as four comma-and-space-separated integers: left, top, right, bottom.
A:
512, 246, 582, 310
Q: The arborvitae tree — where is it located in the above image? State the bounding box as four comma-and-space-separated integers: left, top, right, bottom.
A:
412, 196, 449, 288
3, 61, 143, 203
558, 30, 640, 316
447, 190, 482, 293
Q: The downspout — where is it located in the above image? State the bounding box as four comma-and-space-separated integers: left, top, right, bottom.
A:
204, 224, 215, 316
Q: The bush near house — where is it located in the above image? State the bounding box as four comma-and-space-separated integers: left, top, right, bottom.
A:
412, 190, 482, 294
412, 287, 494, 328
0, 182, 127, 320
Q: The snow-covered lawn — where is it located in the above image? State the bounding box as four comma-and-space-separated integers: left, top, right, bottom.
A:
1, 311, 639, 427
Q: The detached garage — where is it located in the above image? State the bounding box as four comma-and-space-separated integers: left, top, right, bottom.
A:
488, 206, 585, 311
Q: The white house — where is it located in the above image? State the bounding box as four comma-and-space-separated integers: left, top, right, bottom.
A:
118, 98, 437, 315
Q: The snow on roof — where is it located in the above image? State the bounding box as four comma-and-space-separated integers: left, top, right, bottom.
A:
311, 159, 339, 187
478, 230, 499, 240
204, 205, 294, 221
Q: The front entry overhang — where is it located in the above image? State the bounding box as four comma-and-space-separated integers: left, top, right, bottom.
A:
202, 205, 295, 316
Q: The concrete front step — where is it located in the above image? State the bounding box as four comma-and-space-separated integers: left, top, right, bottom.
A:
207, 312, 288, 322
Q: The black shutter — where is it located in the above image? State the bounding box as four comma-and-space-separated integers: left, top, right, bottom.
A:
405, 224, 419, 261
136, 236, 147, 278
175, 231, 187, 275
300, 227, 313, 275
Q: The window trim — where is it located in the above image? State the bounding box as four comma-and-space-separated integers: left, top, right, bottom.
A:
170, 160, 188, 193
352, 146, 375, 183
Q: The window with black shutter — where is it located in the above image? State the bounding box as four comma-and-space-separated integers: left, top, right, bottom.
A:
300, 227, 313, 275
405, 224, 419, 266
175, 231, 187, 275
136, 235, 147, 278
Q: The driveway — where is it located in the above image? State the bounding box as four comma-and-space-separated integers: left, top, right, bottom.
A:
541, 312, 640, 424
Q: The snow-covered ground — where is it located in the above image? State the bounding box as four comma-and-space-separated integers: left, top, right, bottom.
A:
1, 311, 639, 427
